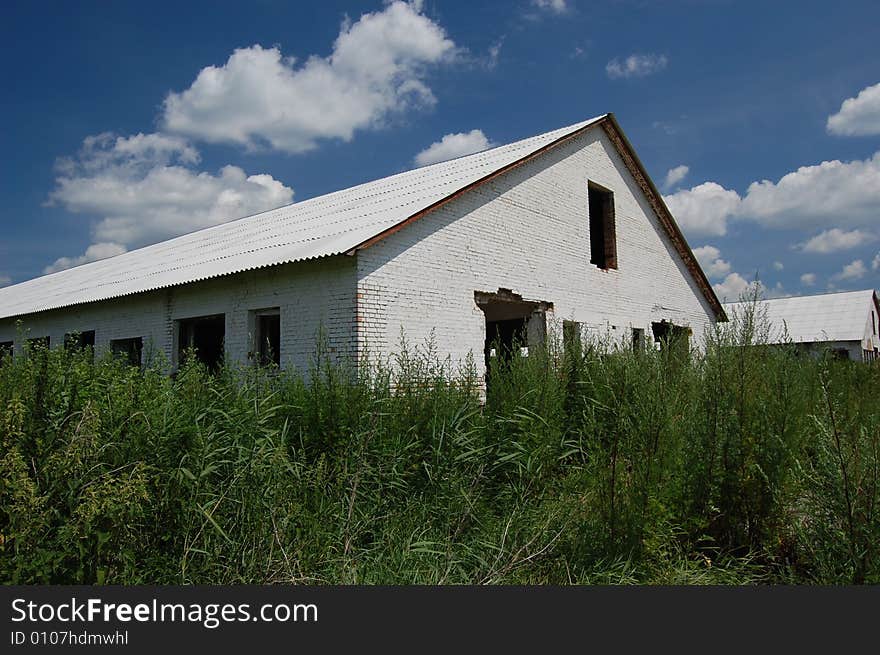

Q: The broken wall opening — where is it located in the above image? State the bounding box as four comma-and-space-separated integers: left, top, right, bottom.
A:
177, 314, 225, 371
652, 320, 690, 357
475, 289, 552, 383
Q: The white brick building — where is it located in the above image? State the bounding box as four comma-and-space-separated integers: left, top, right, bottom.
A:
0, 114, 725, 378
724, 289, 880, 362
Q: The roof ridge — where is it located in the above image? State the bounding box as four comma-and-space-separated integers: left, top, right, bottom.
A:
0, 116, 610, 319
724, 288, 877, 306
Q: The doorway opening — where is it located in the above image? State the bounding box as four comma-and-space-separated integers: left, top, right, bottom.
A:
475, 289, 552, 383
652, 320, 690, 357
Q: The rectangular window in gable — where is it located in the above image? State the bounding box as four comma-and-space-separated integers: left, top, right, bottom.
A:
588, 182, 617, 270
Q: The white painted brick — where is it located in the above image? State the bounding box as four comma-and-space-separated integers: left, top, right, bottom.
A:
355, 129, 717, 379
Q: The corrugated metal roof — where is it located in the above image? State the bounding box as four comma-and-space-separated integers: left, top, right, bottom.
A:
0, 116, 605, 320
724, 289, 878, 343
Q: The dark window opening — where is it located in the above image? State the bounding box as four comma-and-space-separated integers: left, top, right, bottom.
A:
256, 310, 281, 367
178, 314, 225, 371
27, 336, 50, 350
0, 341, 13, 362
831, 348, 850, 361
632, 328, 645, 352
588, 182, 617, 270
65, 330, 95, 352
111, 337, 143, 367
563, 320, 582, 358
652, 321, 690, 356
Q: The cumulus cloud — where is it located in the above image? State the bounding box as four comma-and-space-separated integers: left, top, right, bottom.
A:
0, 274, 11, 287
663, 182, 741, 236
692, 245, 731, 279
873, 252, 880, 271
47, 131, 293, 267
414, 129, 493, 166
796, 228, 875, 254
713, 272, 758, 302
663, 164, 689, 189
831, 259, 868, 282
606, 54, 667, 79
666, 150, 880, 238
773, 261, 784, 271
44, 242, 128, 275
161, 2, 455, 153
827, 82, 880, 136
800, 273, 817, 286
739, 152, 880, 230
531, 0, 569, 13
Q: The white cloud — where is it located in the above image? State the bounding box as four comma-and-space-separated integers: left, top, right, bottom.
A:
663, 164, 689, 189
800, 273, 817, 286
873, 252, 880, 271
668, 150, 880, 237
663, 182, 741, 236
161, 2, 455, 153
712, 272, 758, 302
692, 245, 731, 279
739, 152, 880, 230
827, 82, 880, 136
831, 259, 867, 282
0, 274, 11, 287
414, 129, 493, 166
606, 54, 667, 79
531, 0, 569, 13
796, 228, 875, 254
773, 261, 784, 271
47, 131, 293, 265
44, 242, 128, 275
486, 39, 503, 70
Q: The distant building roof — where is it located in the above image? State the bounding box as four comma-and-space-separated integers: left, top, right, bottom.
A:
0, 114, 723, 321
724, 289, 878, 344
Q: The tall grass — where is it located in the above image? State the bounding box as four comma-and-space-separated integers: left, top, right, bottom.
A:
1, 309, 878, 584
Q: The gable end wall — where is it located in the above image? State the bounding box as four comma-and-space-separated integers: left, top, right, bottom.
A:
355, 128, 717, 375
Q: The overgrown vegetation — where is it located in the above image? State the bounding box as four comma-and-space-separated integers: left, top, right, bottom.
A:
1, 306, 878, 585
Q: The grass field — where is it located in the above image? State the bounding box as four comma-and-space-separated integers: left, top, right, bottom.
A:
1, 306, 878, 585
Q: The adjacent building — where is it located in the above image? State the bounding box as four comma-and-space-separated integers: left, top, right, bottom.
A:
724, 289, 880, 362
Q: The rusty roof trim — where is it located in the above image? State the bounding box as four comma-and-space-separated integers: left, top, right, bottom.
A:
600, 114, 726, 321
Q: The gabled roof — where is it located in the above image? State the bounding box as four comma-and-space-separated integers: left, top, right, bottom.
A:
0, 114, 724, 321
724, 289, 879, 343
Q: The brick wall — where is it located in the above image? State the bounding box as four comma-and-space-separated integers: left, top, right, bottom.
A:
355, 128, 718, 378
0, 257, 356, 374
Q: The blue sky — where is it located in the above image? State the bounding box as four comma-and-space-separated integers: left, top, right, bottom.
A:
2, 0, 879, 300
